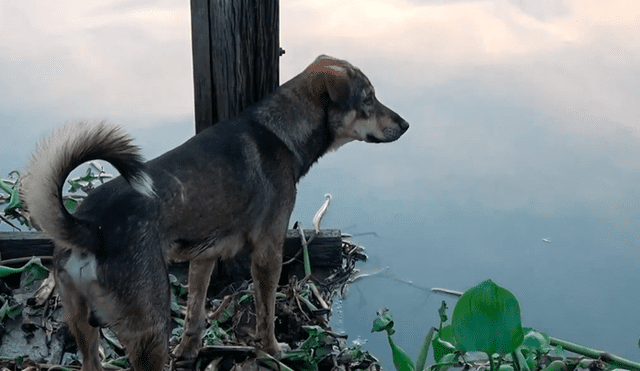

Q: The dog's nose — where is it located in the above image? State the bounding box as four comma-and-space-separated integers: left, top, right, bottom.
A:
399, 120, 409, 131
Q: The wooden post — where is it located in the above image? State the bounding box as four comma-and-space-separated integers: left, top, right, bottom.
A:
190, 0, 280, 134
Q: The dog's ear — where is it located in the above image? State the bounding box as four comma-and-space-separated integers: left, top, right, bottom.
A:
307, 56, 350, 106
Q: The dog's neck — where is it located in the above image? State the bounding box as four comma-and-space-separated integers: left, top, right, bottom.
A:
252, 76, 334, 181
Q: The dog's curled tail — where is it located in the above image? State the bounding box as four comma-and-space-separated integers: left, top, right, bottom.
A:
22, 121, 155, 245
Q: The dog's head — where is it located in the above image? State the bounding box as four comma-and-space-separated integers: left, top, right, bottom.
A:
305, 55, 409, 150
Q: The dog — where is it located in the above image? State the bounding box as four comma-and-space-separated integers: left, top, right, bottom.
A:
22, 55, 409, 371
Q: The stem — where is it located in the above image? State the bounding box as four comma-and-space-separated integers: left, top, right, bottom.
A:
296, 224, 312, 276
416, 327, 436, 371
550, 336, 640, 371
512, 349, 531, 371
489, 354, 496, 371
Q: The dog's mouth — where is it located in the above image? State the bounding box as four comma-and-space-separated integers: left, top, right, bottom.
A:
365, 134, 383, 143
366, 120, 409, 143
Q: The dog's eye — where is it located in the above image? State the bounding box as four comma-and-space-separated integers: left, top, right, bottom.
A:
363, 94, 374, 105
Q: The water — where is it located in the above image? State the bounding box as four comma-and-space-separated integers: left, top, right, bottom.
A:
3, 99, 639, 369
288, 101, 640, 368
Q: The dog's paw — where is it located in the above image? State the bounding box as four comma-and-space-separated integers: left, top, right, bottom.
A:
172, 336, 201, 360
258, 340, 291, 359
274, 342, 291, 359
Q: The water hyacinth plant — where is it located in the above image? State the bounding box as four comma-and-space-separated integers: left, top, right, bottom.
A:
373, 279, 640, 371
451, 279, 524, 357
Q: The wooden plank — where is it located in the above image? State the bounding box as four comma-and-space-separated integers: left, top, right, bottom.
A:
0, 232, 53, 261
284, 229, 342, 267
0, 229, 342, 267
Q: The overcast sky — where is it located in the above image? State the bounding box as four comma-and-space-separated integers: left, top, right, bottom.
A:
2, 0, 639, 216
1, 0, 638, 135
2, 0, 640, 365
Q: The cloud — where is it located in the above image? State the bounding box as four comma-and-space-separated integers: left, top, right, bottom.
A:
0, 0, 193, 126
1, 0, 638, 135
283, 0, 638, 65
281, 0, 640, 134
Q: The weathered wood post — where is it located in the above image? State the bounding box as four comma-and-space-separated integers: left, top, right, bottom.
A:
190, 0, 280, 133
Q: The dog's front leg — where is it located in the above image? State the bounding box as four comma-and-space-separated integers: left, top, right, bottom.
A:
172, 254, 216, 360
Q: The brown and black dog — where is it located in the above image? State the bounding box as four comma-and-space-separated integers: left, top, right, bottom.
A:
22, 55, 409, 371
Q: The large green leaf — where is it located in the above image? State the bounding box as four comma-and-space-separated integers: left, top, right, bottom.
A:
433, 325, 457, 363
451, 280, 524, 356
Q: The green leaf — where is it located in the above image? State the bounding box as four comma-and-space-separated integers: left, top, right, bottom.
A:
451, 280, 524, 356
67, 167, 99, 193
347, 344, 366, 360
168, 274, 188, 298
239, 292, 252, 304
0, 257, 49, 286
522, 328, 550, 350
525, 353, 537, 370
63, 197, 80, 213
281, 348, 312, 362
22, 258, 49, 286
0, 177, 22, 214
388, 333, 415, 371
433, 325, 457, 363
372, 308, 395, 334
203, 322, 228, 345
550, 345, 566, 360
217, 305, 235, 324
172, 325, 183, 338
0, 266, 16, 278
0, 299, 22, 320
436, 352, 458, 371
299, 326, 326, 351
101, 328, 124, 350
0, 356, 25, 363
170, 300, 184, 316
281, 326, 331, 371
438, 301, 449, 325
541, 360, 567, 371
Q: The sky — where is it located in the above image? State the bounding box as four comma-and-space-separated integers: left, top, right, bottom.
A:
2, 0, 640, 367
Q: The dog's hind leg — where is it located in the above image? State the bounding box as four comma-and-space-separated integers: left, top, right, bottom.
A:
95, 267, 170, 370
56, 280, 103, 371
172, 252, 217, 360
104, 295, 170, 371
250, 232, 285, 356
117, 327, 168, 371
